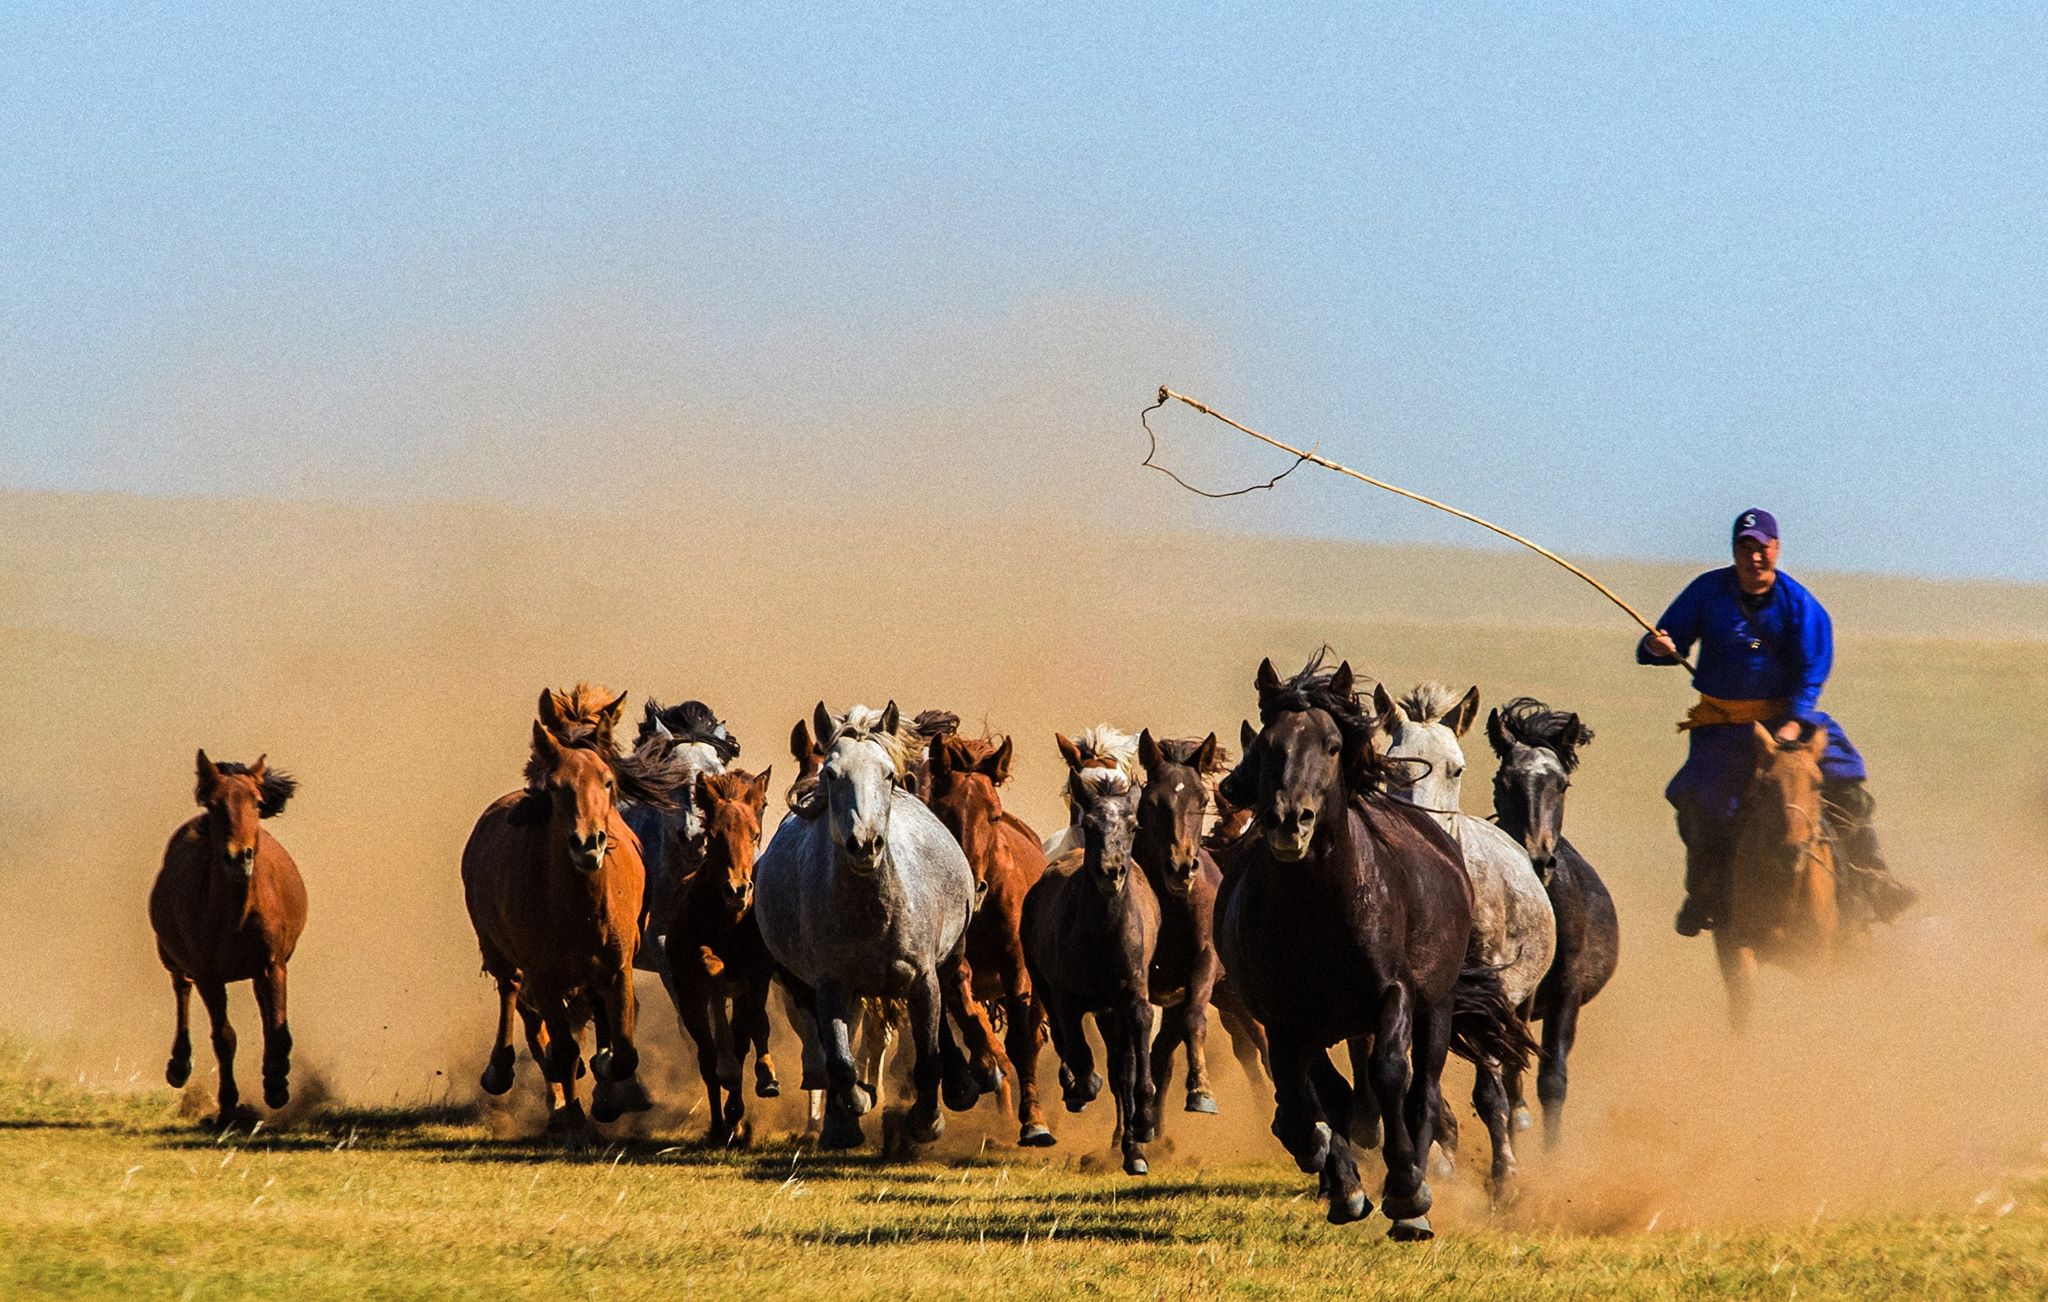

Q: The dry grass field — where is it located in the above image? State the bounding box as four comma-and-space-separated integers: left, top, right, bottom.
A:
4, 488, 2047, 1297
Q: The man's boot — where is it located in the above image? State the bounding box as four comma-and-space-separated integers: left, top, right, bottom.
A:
1674, 802, 1734, 937
1822, 780, 1917, 924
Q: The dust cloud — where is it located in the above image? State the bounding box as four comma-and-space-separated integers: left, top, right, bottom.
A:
4, 335, 2046, 1232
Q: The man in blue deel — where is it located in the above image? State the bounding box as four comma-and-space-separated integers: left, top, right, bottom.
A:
1638, 508, 1917, 936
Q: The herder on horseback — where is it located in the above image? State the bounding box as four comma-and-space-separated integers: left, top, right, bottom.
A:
1638, 508, 1917, 937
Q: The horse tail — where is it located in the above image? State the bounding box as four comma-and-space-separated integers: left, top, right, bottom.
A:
1449, 963, 1539, 1072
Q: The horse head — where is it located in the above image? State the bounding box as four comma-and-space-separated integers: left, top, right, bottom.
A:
194, 749, 295, 878
538, 683, 629, 753
1136, 729, 1218, 895
1068, 764, 1141, 896
925, 732, 1013, 888
694, 768, 771, 918
1245, 654, 1376, 863
816, 700, 907, 873
1487, 697, 1592, 882
1377, 681, 1481, 819
525, 721, 618, 874
1737, 721, 1831, 882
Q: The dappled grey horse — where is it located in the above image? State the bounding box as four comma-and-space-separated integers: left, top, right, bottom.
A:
1378, 682, 1556, 1200
753, 702, 980, 1150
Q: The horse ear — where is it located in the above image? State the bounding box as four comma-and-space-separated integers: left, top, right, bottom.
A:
1255, 657, 1280, 694
1750, 722, 1777, 755
1055, 732, 1084, 771
880, 700, 900, 735
1330, 661, 1355, 698
1444, 686, 1481, 736
1138, 728, 1162, 773
1371, 683, 1399, 731
600, 690, 629, 732
195, 749, 220, 803
927, 735, 953, 780
1802, 725, 1830, 759
691, 771, 713, 812
1065, 769, 1093, 810
981, 735, 1013, 785
248, 754, 268, 781
812, 701, 834, 750
538, 688, 564, 733
749, 766, 773, 813
532, 719, 562, 761
1239, 720, 1257, 753
789, 719, 812, 763
643, 699, 662, 726
1195, 731, 1219, 774
1486, 708, 1513, 759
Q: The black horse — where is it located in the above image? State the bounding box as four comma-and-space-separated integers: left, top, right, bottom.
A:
1486, 697, 1620, 1150
1216, 654, 1529, 1240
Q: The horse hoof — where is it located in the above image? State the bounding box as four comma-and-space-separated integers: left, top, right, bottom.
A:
1018, 1123, 1056, 1148
1288, 1121, 1332, 1175
972, 1062, 1002, 1094
480, 1048, 516, 1096
1382, 1180, 1433, 1221
165, 1058, 192, 1089
545, 1101, 588, 1133
942, 1074, 982, 1113
1387, 1215, 1434, 1242
819, 1113, 865, 1151
590, 1095, 620, 1124
1185, 1090, 1218, 1115
852, 1081, 877, 1116
592, 1049, 614, 1079
911, 1108, 945, 1144
210, 1105, 259, 1132
756, 1078, 780, 1099
1512, 1105, 1534, 1133
264, 1081, 290, 1110
593, 1077, 653, 1121
1327, 1190, 1371, 1225
1123, 1155, 1149, 1176
1062, 1071, 1102, 1113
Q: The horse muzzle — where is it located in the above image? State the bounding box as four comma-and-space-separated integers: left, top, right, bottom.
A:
1266, 826, 1313, 863
1093, 861, 1130, 896
222, 847, 256, 877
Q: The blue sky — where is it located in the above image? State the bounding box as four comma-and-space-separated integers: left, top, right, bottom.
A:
4, 5, 2044, 578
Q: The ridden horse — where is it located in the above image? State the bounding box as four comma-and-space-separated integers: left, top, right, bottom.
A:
1716, 723, 1839, 1031
1130, 730, 1231, 1126
463, 715, 672, 1133
150, 752, 308, 1127
924, 732, 1052, 1146
661, 767, 780, 1144
622, 699, 741, 981
1021, 762, 1161, 1175
1217, 655, 1523, 1240
1486, 697, 1620, 1149
1376, 682, 1556, 1199
753, 703, 985, 1150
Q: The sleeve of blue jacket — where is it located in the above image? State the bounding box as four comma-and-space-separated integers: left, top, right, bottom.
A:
1783, 583, 1833, 722
1636, 574, 1706, 666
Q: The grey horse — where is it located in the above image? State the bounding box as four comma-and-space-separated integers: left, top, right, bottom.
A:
754, 701, 980, 1150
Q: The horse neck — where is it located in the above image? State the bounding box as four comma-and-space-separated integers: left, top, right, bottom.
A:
194, 820, 260, 918
544, 809, 613, 910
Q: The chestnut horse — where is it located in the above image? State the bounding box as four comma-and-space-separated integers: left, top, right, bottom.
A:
463, 715, 671, 1133
150, 751, 307, 1127
661, 767, 780, 1144
1216, 655, 1520, 1240
1717, 723, 1838, 1031
924, 732, 1051, 1146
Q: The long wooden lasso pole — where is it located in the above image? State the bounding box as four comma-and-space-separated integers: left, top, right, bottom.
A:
1147, 386, 1696, 674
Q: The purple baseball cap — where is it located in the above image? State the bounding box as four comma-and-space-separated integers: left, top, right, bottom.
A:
1733, 508, 1778, 545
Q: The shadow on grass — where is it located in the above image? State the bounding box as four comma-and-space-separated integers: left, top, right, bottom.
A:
0, 1118, 100, 1130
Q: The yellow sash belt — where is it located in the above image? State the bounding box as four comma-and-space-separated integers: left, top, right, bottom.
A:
1677, 694, 1787, 733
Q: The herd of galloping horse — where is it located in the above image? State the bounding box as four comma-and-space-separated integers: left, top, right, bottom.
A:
151, 652, 1635, 1242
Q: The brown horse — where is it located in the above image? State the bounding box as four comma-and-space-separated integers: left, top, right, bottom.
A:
1216, 655, 1525, 1239
463, 716, 668, 1134
150, 751, 308, 1127
661, 768, 781, 1144
924, 732, 1052, 1146
1716, 723, 1838, 1030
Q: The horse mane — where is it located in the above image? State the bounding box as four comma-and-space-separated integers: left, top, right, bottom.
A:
1070, 766, 1137, 801
911, 710, 960, 740
1398, 682, 1463, 725
210, 761, 298, 818
1057, 724, 1142, 812
1494, 696, 1595, 773
826, 704, 922, 783
525, 721, 682, 811
638, 698, 741, 762
1246, 650, 1401, 795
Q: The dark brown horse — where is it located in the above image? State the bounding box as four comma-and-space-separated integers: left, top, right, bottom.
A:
661, 767, 780, 1144
924, 732, 1051, 1146
1132, 730, 1229, 1127
1215, 655, 1502, 1239
464, 714, 671, 1134
1487, 698, 1620, 1149
1717, 723, 1839, 1030
150, 752, 307, 1127
1021, 762, 1160, 1174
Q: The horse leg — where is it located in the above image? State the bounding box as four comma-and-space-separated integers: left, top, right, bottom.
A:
1472, 1055, 1520, 1206
1215, 982, 1272, 1093
1537, 993, 1577, 1150
906, 971, 947, 1143
939, 950, 1000, 1111
1180, 946, 1220, 1114
675, 987, 729, 1144
1367, 983, 1428, 1231
1007, 992, 1052, 1146
1303, 1048, 1370, 1225
1715, 933, 1758, 1034
195, 980, 250, 1128
1385, 992, 1452, 1242
251, 961, 294, 1110
1113, 996, 1154, 1173
855, 998, 894, 1113
539, 1002, 589, 1136
589, 965, 651, 1123
479, 972, 519, 1096
1505, 1005, 1535, 1135
815, 978, 865, 1150
165, 971, 194, 1088
735, 975, 780, 1100
1345, 1037, 1382, 1150
1146, 1014, 1185, 1140
1265, 1035, 1331, 1176
1050, 995, 1100, 1112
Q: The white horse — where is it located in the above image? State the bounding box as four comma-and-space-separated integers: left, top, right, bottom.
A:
754, 702, 981, 1150
1378, 682, 1557, 1198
